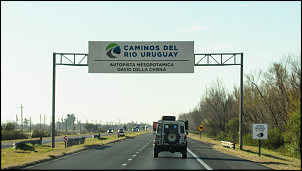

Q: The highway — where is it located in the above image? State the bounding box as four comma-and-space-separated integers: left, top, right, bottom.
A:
22, 132, 271, 170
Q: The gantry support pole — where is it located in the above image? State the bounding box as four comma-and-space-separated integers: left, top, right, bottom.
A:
239, 52, 243, 150
52, 52, 56, 148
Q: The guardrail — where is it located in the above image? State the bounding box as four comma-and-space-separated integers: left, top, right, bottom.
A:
221, 140, 235, 149
92, 134, 100, 138
67, 137, 85, 147
13, 140, 42, 150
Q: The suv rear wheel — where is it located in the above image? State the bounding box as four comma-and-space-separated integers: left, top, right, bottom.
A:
153, 151, 158, 158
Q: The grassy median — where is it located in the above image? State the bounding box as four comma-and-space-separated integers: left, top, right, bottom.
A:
188, 133, 301, 170
1, 131, 151, 170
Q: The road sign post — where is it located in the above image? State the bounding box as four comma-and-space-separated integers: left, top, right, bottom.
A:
252, 123, 268, 156
198, 124, 205, 139
259, 140, 261, 156
64, 136, 68, 148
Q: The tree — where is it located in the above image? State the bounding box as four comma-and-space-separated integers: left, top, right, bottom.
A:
1, 122, 16, 131
83, 123, 98, 133
284, 101, 301, 158
23, 118, 29, 130
226, 118, 239, 139
83, 123, 94, 132
66, 114, 76, 131
199, 77, 236, 135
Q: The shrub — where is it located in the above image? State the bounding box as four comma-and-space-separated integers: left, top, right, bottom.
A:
1, 130, 27, 140
21, 143, 35, 151
204, 119, 219, 137
216, 131, 227, 141
1, 122, 16, 131
226, 118, 239, 138
32, 129, 50, 138
266, 127, 284, 149
243, 133, 259, 147
284, 101, 301, 158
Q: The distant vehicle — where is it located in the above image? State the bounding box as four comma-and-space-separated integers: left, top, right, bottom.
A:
153, 122, 158, 132
117, 128, 125, 137
135, 125, 140, 131
107, 128, 113, 134
132, 127, 140, 132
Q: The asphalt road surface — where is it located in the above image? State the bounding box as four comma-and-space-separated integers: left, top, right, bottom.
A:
22, 132, 271, 170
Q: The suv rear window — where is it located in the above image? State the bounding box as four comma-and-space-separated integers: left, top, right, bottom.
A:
164, 124, 178, 133
180, 126, 184, 133
157, 124, 162, 133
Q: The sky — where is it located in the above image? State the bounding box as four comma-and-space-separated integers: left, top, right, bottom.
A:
1, 1, 301, 126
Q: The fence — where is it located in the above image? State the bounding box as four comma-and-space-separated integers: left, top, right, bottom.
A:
92, 134, 100, 138
221, 140, 235, 149
66, 137, 85, 147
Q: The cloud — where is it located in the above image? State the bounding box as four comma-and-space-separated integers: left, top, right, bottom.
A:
236, 4, 250, 7
181, 25, 209, 33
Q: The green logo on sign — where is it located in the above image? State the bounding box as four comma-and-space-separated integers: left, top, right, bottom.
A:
106, 43, 121, 58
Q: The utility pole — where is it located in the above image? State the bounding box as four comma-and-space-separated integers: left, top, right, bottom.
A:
44, 114, 46, 130
50, 116, 51, 133
40, 114, 41, 130
16, 114, 18, 130
30, 117, 31, 132
61, 115, 63, 133
19, 104, 25, 132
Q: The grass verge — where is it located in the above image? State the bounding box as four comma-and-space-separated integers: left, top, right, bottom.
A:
1, 131, 151, 170
188, 134, 301, 170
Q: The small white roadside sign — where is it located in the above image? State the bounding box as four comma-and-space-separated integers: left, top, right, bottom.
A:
252, 123, 268, 140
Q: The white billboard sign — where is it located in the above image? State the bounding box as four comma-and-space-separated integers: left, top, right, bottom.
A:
252, 123, 268, 140
88, 41, 194, 73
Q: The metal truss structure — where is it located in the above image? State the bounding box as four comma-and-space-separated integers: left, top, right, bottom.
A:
52, 52, 244, 150
194, 53, 242, 66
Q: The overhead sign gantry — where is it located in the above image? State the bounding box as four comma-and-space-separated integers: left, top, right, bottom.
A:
52, 41, 244, 150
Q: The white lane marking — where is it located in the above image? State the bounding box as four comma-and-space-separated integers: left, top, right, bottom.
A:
187, 148, 213, 170
122, 138, 153, 168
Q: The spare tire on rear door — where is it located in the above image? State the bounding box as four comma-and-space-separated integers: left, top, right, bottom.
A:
164, 130, 179, 144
